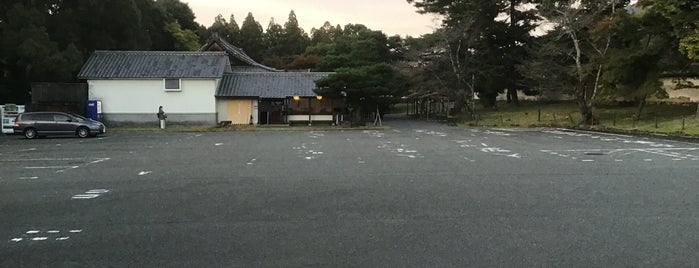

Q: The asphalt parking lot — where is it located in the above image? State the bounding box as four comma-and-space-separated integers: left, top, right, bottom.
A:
1, 118, 699, 267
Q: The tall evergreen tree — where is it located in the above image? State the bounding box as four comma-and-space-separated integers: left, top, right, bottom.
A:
227, 14, 241, 45
263, 18, 285, 68
239, 12, 264, 61
208, 14, 230, 40
407, 0, 502, 113
311, 21, 337, 44
281, 10, 310, 56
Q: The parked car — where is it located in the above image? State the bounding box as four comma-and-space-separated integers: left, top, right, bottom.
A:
13, 112, 106, 139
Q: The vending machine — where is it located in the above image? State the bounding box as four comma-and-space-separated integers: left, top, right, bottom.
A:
86, 100, 102, 121
1, 104, 25, 134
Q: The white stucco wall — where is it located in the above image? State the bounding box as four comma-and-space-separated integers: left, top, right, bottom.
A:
88, 79, 217, 114
215, 99, 227, 123
251, 99, 259, 124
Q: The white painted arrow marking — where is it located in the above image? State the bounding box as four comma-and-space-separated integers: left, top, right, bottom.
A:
86, 189, 109, 194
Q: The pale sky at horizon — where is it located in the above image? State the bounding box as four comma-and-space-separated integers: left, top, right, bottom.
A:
186, 0, 441, 37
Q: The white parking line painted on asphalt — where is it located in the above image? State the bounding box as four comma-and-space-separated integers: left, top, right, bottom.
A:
9, 229, 82, 243
19, 177, 39, 180
413, 129, 447, 137
582, 160, 595, 162
72, 194, 100, 199
644, 159, 653, 162
89, 158, 110, 164
308, 131, 326, 139
363, 130, 385, 138
138, 171, 152, 176
543, 147, 699, 162
377, 141, 423, 159
544, 129, 678, 148
215, 143, 223, 146
455, 140, 521, 159
483, 130, 513, 136
0, 158, 87, 162
8, 157, 111, 173
19, 148, 37, 152
25, 166, 79, 169
86, 189, 109, 194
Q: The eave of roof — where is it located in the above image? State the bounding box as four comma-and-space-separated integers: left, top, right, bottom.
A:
77, 51, 230, 79
216, 72, 334, 98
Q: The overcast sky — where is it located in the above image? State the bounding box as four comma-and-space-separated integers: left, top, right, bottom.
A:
187, 0, 440, 37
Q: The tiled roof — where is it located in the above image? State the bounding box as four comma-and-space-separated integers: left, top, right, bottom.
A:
77, 51, 230, 79
230, 66, 275, 73
216, 72, 333, 98
200, 35, 280, 72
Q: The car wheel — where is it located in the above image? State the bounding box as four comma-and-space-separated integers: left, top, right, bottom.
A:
77, 127, 90, 138
24, 128, 37, 139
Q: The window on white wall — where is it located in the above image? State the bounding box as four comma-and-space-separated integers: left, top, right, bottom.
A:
164, 78, 181, 91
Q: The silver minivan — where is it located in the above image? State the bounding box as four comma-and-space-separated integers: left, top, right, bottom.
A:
13, 112, 106, 139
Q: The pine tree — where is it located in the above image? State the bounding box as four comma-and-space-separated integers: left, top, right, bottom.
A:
282, 10, 310, 56
239, 12, 264, 61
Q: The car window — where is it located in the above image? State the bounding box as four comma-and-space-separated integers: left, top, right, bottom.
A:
53, 114, 70, 122
20, 114, 35, 121
68, 113, 88, 120
36, 114, 54, 121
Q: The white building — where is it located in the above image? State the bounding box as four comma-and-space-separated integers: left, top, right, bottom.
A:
77, 36, 339, 126
78, 51, 230, 124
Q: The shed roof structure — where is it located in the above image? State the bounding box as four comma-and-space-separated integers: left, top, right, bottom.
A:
216, 72, 333, 98
77, 51, 231, 79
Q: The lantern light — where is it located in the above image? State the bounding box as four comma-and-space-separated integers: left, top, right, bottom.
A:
293, 95, 300, 101
316, 95, 323, 101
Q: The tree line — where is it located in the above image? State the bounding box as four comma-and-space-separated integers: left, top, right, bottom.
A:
0, 0, 406, 109
405, 0, 698, 124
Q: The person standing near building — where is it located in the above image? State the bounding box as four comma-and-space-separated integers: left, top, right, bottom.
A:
157, 106, 167, 129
